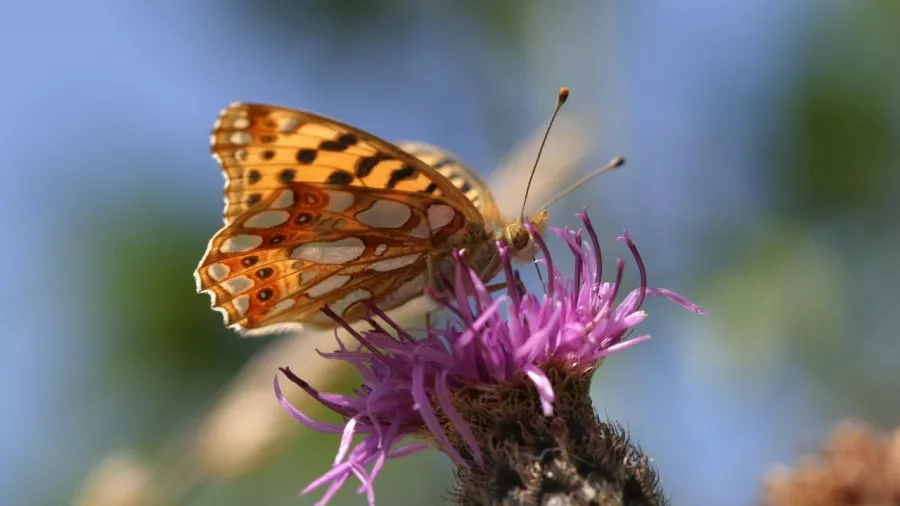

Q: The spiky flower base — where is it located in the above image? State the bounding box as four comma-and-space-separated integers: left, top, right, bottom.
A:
444, 362, 667, 506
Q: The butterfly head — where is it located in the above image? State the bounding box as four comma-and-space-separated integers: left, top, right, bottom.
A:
501, 209, 549, 263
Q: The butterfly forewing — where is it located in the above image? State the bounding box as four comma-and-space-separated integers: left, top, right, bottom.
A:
211, 103, 482, 225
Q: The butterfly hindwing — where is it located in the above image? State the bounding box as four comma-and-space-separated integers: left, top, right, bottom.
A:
396, 141, 503, 226
195, 180, 481, 332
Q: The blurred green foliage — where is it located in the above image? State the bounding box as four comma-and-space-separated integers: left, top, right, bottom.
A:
84, 199, 266, 439
771, 0, 900, 225
230, 0, 528, 46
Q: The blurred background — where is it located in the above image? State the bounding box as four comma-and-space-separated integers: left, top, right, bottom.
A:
4, 0, 899, 504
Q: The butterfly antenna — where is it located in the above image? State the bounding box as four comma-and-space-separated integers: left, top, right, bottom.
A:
536, 156, 626, 212
520, 87, 570, 223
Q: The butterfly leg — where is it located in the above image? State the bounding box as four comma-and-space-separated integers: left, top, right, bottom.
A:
483, 270, 526, 297
425, 308, 435, 329
426, 251, 436, 284
484, 281, 509, 293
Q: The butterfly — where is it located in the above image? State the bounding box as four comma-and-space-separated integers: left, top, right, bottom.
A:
194, 103, 558, 335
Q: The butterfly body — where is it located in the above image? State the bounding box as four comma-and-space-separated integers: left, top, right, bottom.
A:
195, 103, 546, 335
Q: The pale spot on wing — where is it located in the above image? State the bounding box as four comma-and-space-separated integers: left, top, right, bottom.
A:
307, 275, 352, 297
331, 289, 372, 318
291, 237, 366, 264
244, 210, 290, 228
269, 298, 296, 315
277, 116, 300, 133
427, 204, 454, 230
233, 294, 250, 317
270, 189, 295, 209
232, 117, 250, 129
309, 312, 332, 325
356, 200, 412, 229
207, 263, 230, 281
221, 276, 253, 295
234, 148, 247, 161
297, 122, 338, 139
300, 271, 317, 283
374, 244, 387, 256
229, 132, 252, 145
221, 235, 263, 253
324, 190, 354, 213
410, 222, 429, 239
367, 254, 421, 272
380, 273, 427, 308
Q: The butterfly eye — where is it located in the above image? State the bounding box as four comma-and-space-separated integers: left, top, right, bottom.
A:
511, 227, 530, 250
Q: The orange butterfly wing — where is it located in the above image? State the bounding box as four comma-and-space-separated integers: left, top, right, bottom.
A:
210, 103, 481, 224
196, 104, 488, 334
396, 141, 502, 226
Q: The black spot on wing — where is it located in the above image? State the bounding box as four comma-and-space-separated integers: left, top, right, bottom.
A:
326, 170, 354, 186
318, 133, 359, 152
279, 168, 296, 183
296, 149, 317, 164
432, 158, 454, 169
355, 153, 387, 178
386, 164, 416, 189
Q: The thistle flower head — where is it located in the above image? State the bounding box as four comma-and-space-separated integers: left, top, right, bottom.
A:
276, 210, 705, 506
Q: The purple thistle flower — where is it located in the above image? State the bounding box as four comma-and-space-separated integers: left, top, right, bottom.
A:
275, 210, 706, 506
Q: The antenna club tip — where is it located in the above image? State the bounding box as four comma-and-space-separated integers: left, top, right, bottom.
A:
611, 156, 626, 168
558, 87, 569, 105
